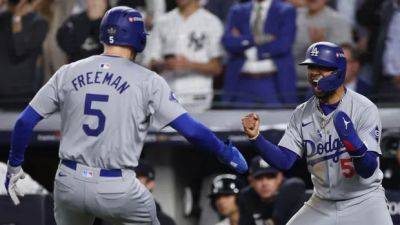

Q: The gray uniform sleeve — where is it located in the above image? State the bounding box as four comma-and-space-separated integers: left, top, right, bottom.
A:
357, 106, 382, 154
29, 66, 65, 118
148, 74, 186, 128
278, 109, 303, 157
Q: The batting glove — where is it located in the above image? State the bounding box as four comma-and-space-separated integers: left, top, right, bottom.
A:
333, 111, 367, 158
5, 162, 26, 205
218, 140, 248, 174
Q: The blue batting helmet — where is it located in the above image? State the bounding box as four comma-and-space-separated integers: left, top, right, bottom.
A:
99, 6, 147, 53
299, 42, 347, 92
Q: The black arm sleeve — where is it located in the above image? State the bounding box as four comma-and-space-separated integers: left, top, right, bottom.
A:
56, 13, 92, 56
9, 14, 48, 62
272, 178, 306, 225
238, 194, 256, 225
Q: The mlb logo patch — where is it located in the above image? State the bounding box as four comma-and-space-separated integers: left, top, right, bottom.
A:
82, 169, 94, 178
169, 91, 179, 103
370, 125, 380, 143
100, 63, 110, 69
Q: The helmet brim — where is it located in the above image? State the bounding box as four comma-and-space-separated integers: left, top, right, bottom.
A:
299, 58, 337, 69
299, 58, 315, 66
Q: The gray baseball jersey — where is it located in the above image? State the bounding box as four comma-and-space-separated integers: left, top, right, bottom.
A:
279, 89, 383, 200
30, 55, 186, 169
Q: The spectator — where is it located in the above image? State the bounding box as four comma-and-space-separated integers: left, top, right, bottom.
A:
328, 0, 368, 51
145, 0, 224, 112
209, 174, 244, 225
35, 0, 73, 82
341, 43, 372, 97
203, 0, 238, 23
381, 132, 400, 190
0, 0, 48, 99
117, 0, 167, 31
238, 156, 305, 225
356, 0, 384, 55
372, 0, 400, 102
222, 0, 297, 107
293, 0, 352, 88
135, 161, 177, 225
327, 0, 364, 28
57, 0, 108, 63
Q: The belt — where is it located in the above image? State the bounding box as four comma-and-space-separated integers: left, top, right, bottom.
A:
61, 160, 122, 177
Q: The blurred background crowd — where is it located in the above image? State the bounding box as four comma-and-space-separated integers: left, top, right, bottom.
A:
1, 0, 400, 225
0, 0, 399, 111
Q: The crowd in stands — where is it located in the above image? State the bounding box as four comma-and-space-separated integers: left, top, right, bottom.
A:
0, 0, 399, 111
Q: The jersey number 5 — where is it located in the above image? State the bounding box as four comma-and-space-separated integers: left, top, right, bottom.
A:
340, 158, 355, 178
83, 93, 109, 137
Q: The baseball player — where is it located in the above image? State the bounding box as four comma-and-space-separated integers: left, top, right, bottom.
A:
3, 6, 248, 225
242, 42, 393, 225
144, 0, 224, 112
209, 174, 243, 225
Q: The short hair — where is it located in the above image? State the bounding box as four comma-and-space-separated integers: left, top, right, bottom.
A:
340, 43, 362, 62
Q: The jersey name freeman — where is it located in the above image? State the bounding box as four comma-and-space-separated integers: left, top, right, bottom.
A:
71, 71, 131, 94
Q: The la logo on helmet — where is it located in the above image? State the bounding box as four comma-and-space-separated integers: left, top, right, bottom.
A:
311, 47, 319, 56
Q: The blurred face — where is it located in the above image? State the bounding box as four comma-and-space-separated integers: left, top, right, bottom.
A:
343, 48, 360, 84
251, 173, 283, 200
87, 0, 107, 13
397, 148, 400, 166
306, 0, 327, 12
215, 195, 238, 217
308, 65, 336, 99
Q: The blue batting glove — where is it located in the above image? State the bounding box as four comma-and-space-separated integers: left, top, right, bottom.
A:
333, 111, 367, 157
217, 140, 248, 174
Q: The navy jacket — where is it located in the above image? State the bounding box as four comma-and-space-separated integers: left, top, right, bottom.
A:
221, 0, 297, 106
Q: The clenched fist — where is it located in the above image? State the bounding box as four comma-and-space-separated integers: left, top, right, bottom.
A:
241, 113, 260, 139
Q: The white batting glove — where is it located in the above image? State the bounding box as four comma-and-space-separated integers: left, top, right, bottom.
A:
5, 162, 26, 205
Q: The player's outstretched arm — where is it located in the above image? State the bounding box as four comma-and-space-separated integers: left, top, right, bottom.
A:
242, 113, 298, 171
169, 113, 248, 174
5, 106, 43, 205
333, 111, 378, 178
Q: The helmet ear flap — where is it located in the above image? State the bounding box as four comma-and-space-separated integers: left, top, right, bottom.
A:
317, 69, 346, 92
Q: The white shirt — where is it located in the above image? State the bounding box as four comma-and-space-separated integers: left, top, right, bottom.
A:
383, 2, 400, 77
242, 50, 277, 74
215, 218, 231, 225
243, 0, 276, 74
250, 0, 273, 29
336, 0, 357, 26
145, 8, 224, 112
